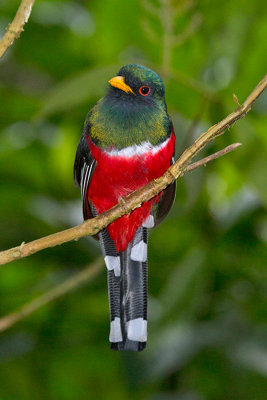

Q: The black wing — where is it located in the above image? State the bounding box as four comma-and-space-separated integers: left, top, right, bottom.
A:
153, 125, 176, 227
74, 126, 96, 221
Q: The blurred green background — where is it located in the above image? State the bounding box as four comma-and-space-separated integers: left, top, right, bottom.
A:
0, 0, 266, 399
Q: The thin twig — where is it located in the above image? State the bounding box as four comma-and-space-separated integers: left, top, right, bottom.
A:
0, 75, 266, 266
181, 143, 242, 176
0, 0, 35, 59
0, 257, 104, 333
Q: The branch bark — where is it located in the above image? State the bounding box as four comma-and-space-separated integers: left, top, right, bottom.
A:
0, 0, 35, 59
0, 75, 266, 266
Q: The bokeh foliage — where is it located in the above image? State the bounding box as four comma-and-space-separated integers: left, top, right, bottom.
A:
0, 0, 266, 399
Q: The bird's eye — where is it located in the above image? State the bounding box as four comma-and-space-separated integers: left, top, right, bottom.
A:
139, 86, 150, 96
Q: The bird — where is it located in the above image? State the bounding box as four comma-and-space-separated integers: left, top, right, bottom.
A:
74, 64, 176, 351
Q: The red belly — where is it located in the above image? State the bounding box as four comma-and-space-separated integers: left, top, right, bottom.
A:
88, 132, 175, 252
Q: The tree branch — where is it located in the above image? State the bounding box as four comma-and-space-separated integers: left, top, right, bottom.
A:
0, 145, 239, 266
0, 75, 266, 266
0, 0, 35, 59
0, 144, 243, 332
0, 257, 104, 333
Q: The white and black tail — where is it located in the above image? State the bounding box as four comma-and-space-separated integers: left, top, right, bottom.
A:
99, 227, 148, 351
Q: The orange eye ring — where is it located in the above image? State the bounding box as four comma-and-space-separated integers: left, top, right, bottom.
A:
139, 86, 150, 96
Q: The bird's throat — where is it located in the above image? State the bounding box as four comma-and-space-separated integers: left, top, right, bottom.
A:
89, 96, 170, 149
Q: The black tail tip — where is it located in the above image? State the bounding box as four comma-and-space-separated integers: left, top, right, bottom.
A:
110, 340, 146, 352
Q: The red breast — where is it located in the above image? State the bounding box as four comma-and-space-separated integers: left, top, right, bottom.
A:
87, 131, 175, 251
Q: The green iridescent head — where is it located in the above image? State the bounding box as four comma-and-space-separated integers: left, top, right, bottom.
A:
89, 64, 171, 148
113, 64, 165, 100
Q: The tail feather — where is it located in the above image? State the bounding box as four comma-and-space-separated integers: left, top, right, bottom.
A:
99, 226, 148, 351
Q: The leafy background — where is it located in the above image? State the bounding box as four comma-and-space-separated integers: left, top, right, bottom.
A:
0, 0, 266, 399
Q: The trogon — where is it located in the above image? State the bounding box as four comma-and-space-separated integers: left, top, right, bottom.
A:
74, 64, 176, 351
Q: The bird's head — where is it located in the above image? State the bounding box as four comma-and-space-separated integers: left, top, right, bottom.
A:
108, 64, 166, 108
89, 64, 170, 148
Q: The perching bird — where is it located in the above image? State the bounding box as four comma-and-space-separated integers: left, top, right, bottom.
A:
74, 64, 176, 351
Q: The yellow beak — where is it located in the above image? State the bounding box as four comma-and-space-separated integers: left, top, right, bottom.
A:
108, 76, 134, 94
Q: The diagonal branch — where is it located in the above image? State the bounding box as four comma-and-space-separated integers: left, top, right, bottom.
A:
0, 257, 104, 333
0, 144, 239, 266
0, 144, 242, 332
0, 75, 266, 266
0, 0, 35, 59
